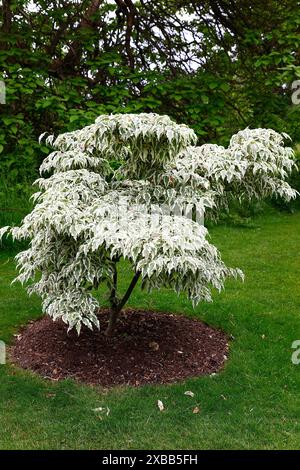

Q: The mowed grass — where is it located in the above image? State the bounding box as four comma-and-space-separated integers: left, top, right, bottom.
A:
0, 209, 300, 449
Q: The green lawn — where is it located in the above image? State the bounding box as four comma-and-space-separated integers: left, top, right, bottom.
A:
0, 209, 300, 450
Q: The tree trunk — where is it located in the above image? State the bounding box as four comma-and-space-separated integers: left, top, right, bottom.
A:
105, 306, 120, 336
105, 270, 141, 336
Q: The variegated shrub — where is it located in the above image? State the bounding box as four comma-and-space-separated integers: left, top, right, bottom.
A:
0, 114, 297, 334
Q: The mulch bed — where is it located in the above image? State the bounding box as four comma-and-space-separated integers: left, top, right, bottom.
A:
10, 309, 229, 388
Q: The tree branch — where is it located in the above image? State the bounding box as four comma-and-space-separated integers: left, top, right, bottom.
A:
49, 0, 104, 77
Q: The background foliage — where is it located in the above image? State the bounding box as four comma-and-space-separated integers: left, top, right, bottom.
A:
0, 0, 300, 189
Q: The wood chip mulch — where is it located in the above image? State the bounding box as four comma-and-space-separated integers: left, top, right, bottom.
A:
10, 308, 229, 388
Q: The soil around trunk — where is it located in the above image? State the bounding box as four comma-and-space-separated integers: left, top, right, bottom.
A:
10, 309, 229, 388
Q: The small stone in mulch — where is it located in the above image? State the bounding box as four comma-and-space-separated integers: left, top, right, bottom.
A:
9, 308, 229, 388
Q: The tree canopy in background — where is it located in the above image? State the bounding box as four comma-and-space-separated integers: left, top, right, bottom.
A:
0, 0, 300, 184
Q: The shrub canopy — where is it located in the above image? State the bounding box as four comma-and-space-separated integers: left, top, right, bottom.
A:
0, 113, 297, 333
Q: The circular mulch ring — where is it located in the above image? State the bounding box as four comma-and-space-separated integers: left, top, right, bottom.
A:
10, 309, 229, 387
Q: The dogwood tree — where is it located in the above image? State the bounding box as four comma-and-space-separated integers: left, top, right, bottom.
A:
0, 114, 297, 335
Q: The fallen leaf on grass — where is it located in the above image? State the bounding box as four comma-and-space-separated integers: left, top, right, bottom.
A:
92, 406, 110, 417
192, 406, 200, 414
157, 400, 164, 411
184, 391, 195, 397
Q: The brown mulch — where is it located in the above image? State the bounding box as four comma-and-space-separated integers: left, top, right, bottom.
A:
9, 309, 229, 388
